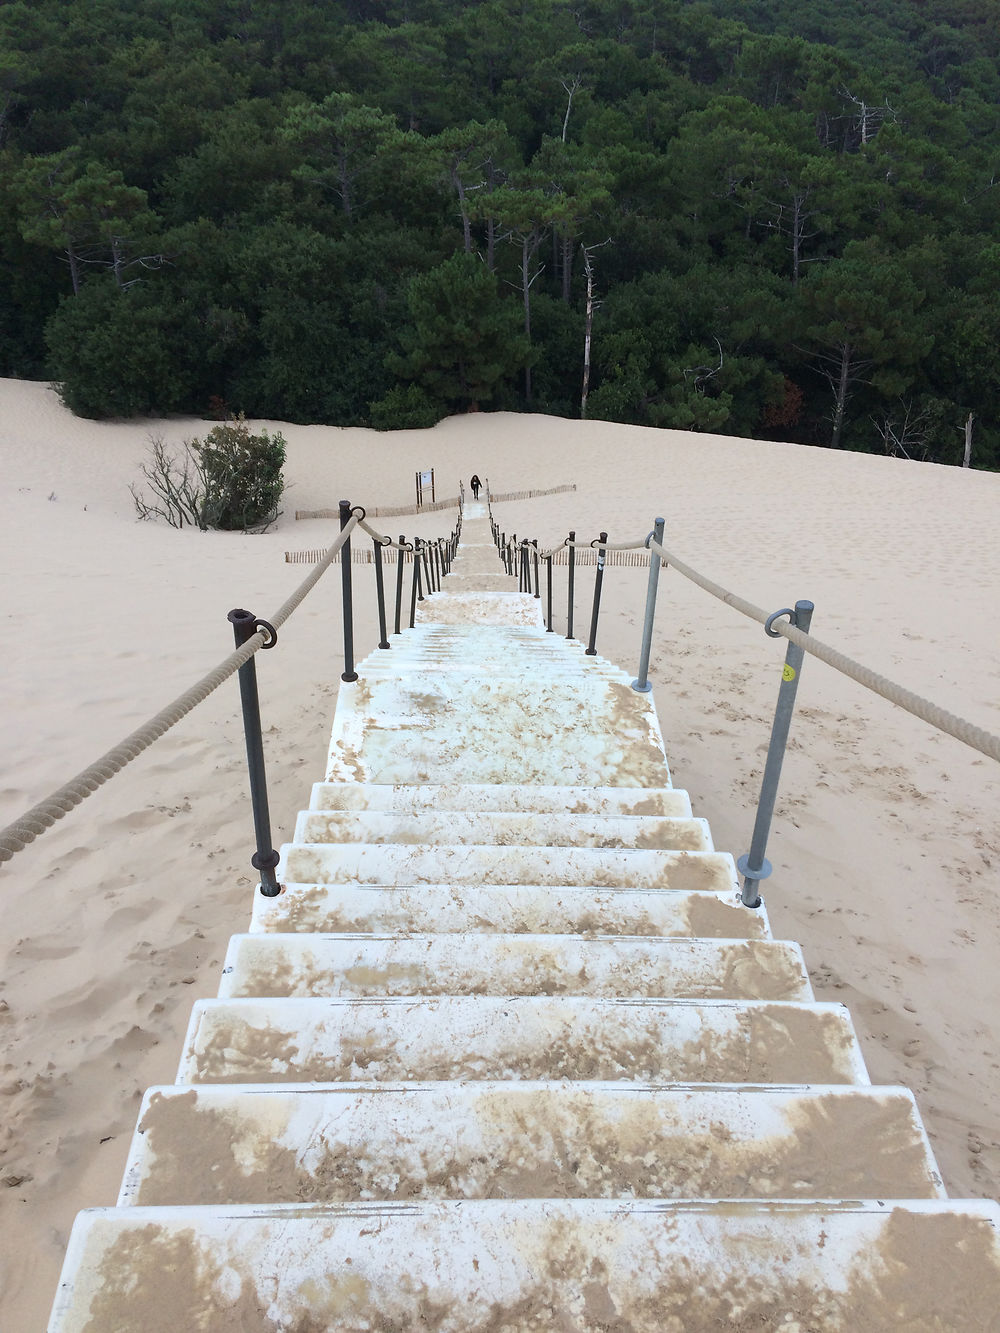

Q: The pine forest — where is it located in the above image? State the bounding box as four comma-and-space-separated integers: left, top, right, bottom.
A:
1, 0, 998, 466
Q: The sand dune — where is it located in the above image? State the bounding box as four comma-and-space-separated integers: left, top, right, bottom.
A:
1, 377, 998, 1329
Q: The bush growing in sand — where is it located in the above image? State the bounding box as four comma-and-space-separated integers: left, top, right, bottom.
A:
131, 417, 285, 532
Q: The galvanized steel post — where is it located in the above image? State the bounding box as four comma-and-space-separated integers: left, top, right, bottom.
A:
338, 499, 358, 683
738, 599, 815, 907
227, 608, 281, 897
632, 517, 665, 693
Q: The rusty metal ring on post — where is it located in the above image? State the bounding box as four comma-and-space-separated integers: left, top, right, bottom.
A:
644, 530, 655, 549
254, 618, 278, 649
590, 537, 605, 549
764, 607, 796, 639
350, 504, 367, 521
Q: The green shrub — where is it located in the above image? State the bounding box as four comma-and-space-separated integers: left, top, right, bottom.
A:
368, 383, 443, 430
131, 416, 285, 532
193, 416, 286, 530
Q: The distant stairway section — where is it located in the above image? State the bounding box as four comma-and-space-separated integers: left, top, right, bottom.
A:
50, 502, 1000, 1330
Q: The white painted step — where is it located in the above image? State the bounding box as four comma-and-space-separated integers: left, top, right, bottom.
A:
414, 592, 543, 627
359, 662, 633, 680
250, 884, 769, 939
281, 843, 737, 892
218, 934, 812, 1001
326, 674, 669, 786
178, 997, 870, 1085
293, 809, 713, 851
308, 783, 687, 815
52, 1198, 1000, 1331
119, 1081, 944, 1207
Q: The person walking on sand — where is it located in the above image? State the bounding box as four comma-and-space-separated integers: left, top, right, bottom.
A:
470, 474, 482, 499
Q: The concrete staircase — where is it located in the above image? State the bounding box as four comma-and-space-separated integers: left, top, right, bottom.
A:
50, 505, 1000, 1329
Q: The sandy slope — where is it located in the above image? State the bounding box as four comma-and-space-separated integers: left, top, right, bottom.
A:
1, 378, 998, 1329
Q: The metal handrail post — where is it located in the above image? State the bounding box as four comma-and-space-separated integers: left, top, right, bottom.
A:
546, 553, 554, 631
566, 531, 576, 639
394, 535, 405, 635
426, 539, 434, 593
374, 538, 390, 650
532, 541, 540, 599
416, 540, 427, 602
409, 543, 420, 626
738, 600, 815, 907
227, 608, 281, 897
632, 517, 665, 692
585, 532, 608, 655
339, 499, 358, 682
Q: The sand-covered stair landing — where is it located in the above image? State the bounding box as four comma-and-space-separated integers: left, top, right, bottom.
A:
50, 506, 1000, 1330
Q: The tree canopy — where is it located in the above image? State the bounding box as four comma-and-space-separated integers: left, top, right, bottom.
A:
0, 0, 998, 466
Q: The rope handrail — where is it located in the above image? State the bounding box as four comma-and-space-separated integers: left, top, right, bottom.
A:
646, 537, 1000, 765
531, 536, 649, 558
0, 513, 363, 867
296, 497, 460, 520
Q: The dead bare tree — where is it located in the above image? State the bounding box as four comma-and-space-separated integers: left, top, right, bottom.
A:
130, 436, 207, 529
683, 339, 724, 393
870, 401, 931, 461
580, 239, 609, 419
962, 411, 975, 468
560, 75, 583, 142
839, 88, 897, 145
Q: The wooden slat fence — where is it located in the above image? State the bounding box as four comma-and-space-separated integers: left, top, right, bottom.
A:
285, 546, 661, 568
294, 484, 576, 522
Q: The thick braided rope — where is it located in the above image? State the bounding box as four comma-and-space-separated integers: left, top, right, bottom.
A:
529, 537, 649, 559
566, 537, 649, 552
649, 539, 1000, 764
356, 516, 410, 549
0, 515, 362, 865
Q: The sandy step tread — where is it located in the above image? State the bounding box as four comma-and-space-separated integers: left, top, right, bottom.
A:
119, 1081, 944, 1207
326, 674, 669, 787
281, 844, 737, 893
249, 885, 770, 939
218, 934, 811, 1002
177, 997, 870, 1086
52, 1199, 1000, 1332
307, 784, 686, 814
292, 810, 713, 852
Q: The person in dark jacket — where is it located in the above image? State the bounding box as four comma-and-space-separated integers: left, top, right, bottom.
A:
470, 474, 482, 499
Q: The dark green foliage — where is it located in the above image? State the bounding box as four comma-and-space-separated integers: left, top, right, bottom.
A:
380, 253, 530, 414
130, 418, 285, 531
369, 384, 443, 430
45, 279, 206, 418
193, 417, 286, 531
0, 0, 996, 464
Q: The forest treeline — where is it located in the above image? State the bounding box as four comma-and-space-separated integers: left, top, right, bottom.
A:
1, 0, 998, 465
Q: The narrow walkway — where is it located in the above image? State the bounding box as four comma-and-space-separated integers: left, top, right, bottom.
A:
50, 504, 1000, 1329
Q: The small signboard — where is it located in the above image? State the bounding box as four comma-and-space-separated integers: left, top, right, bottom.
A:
415, 468, 435, 506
